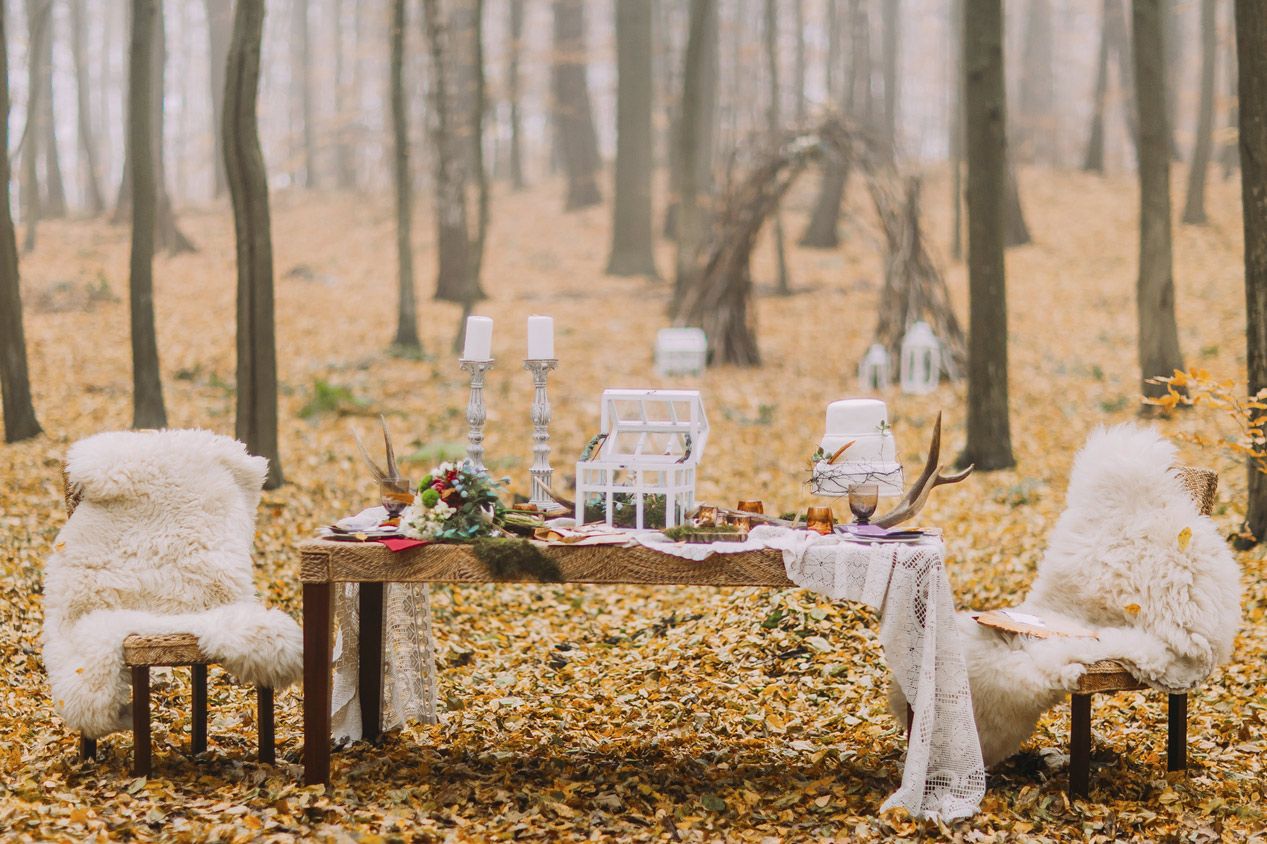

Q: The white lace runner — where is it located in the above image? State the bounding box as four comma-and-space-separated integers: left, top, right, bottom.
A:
750, 526, 986, 821
331, 583, 439, 743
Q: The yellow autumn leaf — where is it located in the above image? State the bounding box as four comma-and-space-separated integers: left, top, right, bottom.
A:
1124, 603, 1141, 617
1178, 526, 1192, 551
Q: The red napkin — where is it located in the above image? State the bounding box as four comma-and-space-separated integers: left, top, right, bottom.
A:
376, 537, 427, 552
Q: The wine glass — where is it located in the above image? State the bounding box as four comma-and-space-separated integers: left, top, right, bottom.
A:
848, 483, 879, 525
380, 477, 414, 520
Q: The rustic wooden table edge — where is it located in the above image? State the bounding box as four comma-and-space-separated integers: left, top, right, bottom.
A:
297, 537, 795, 587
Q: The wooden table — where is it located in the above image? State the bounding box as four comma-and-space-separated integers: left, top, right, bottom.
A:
299, 538, 793, 786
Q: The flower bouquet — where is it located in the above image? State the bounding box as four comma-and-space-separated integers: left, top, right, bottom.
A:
400, 460, 507, 541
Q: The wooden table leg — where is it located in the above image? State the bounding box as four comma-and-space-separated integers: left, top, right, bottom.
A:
303, 582, 333, 786
191, 664, 208, 755
1167, 693, 1187, 772
1069, 693, 1092, 799
258, 686, 276, 764
359, 582, 385, 744
132, 666, 152, 777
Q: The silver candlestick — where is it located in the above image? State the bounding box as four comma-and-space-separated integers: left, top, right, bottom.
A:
459, 359, 494, 471
524, 358, 560, 511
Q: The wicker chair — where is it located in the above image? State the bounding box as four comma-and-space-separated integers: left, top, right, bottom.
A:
65, 473, 275, 776
1057, 467, 1217, 798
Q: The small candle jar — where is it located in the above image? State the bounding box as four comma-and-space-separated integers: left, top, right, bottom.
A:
806, 506, 835, 535
737, 500, 764, 514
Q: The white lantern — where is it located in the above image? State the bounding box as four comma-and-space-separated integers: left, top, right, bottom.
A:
654, 327, 707, 377
857, 343, 891, 391
900, 321, 941, 395
576, 389, 708, 530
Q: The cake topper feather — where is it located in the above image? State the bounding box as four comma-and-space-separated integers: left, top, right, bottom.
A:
353, 415, 401, 482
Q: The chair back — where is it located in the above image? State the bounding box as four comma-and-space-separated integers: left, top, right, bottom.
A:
1175, 466, 1217, 516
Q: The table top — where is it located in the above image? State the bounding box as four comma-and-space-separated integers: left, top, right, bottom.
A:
298, 537, 793, 587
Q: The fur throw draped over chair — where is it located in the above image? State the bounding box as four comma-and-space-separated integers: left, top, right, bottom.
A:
43, 430, 304, 739
901, 425, 1242, 767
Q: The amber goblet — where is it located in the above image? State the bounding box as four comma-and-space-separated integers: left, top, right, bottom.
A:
848, 483, 879, 525
806, 506, 835, 535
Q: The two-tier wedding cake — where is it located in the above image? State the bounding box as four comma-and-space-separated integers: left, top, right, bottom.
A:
811, 398, 904, 496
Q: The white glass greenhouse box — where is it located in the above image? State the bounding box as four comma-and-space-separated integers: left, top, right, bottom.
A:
654, 327, 708, 376
576, 389, 709, 530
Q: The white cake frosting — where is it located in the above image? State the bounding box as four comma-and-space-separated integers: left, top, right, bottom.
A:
812, 398, 904, 497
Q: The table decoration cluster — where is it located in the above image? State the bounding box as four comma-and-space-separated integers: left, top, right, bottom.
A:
313, 329, 989, 820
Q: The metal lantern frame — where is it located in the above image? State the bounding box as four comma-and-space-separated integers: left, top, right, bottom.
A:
576, 389, 709, 530
858, 343, 892, 391
900, 321, 942, 395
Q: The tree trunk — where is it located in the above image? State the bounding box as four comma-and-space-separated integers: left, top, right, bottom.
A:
800, 0, 853, 250
607, 0, 658, 277
1112, 0, 1140, 160
671, 0, 716, 315
294, 0, 317, 188
1133, 0, 1184, 399
390, 0, 419, 352
470, 0, 489, 288
763, 0, 791, 295
152, 4, 194, 254
225, 0, 282, 488
847, 0, 871, 125
552, 0, 601, 210
205, 0, 231, 198
950, 0, 964, 259
332, 0, 356, 190
1181, 0, 1217, 224
880, 0, 900, 159
793, 0, 806, 123
1164, 0, 1182, 161
1236, 0, 1267, 543
1083, 0, 1112, 173
662, 0, 717, 240
1004, 160, 1030, 246
958, 0, 1014, 471
38, 2, 66, 220
128, 0, 166, 430
423, 0, 476, 305
507, 0, 525, 189
21, 0, 50, 252
1016, 0, 1054, 165
0, 1, 40, 442
1219, 5, 1239, 179
71, 0, 105, 215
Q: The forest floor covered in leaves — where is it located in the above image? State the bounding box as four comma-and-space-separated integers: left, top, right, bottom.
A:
2, 166, 1265, 842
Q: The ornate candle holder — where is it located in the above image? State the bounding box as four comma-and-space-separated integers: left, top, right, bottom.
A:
524, 358, 560, 511
458, 359, 494, 471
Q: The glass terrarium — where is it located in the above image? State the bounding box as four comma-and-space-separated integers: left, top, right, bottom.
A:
576, 389, 709, 530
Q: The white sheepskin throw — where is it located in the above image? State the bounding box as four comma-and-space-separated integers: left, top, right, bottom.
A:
43, 429, 304, 739
893, 424, 1242, 767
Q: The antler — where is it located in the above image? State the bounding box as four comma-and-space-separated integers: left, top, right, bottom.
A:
873, 411, 973, 528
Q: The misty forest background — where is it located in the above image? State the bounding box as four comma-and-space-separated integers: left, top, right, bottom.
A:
2, 0, 1267, 840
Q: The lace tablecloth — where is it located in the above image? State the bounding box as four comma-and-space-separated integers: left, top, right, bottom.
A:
641, 526, 986, 821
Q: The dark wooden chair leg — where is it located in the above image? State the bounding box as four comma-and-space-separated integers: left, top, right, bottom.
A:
303, 581, 334, 786
191, 664, 208, 755
258, 686, 275, 764
1168, 693, 1187, 772
905, 703, 914, 738
1069, 693, 1091, 799
359, 582, 385, 744
132, 665, 152, 777
80, 735, 97, 761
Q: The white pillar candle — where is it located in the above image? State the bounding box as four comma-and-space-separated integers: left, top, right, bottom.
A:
462, 315, 494, 360
527, 315, 554, 359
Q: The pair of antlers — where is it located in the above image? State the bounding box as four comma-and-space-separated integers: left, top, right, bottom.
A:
873, 411, 973, 528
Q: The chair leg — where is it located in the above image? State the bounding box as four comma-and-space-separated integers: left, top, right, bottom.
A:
191, 664, 208, 755
132, 666, 152, 777
1167, 693, 1187, 772
80, 735, 96, 761
1069, 693, 1091, 799
258, 686, 275, 765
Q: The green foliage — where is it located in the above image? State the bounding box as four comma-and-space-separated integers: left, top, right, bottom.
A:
471, 538, 563, 582
583, 493, 668, 529
298, 379, 372, 419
